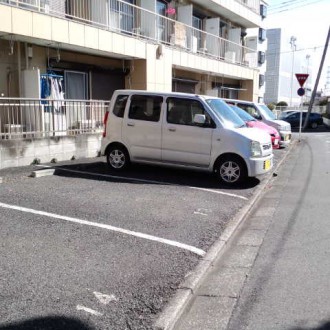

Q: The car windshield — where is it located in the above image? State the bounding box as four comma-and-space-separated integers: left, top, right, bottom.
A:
206, 99, 246, 128
230, 105, 256, 122
257, 104, 277, 120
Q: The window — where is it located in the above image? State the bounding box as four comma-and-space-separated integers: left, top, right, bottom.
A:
113, 95, 129, 118
167, 98, 213, 127
109, 0, 135, 33
192, 15, 203, 50
128, 95, 163, 122
260, 4, 267, 19
258, 51, 266, 64
259, 74, 265, 87
259, 28, 266, 42
156, 0, 167, 42
237, 104, 260, 119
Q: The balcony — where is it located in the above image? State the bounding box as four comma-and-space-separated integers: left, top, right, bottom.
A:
0, 0, 258, 68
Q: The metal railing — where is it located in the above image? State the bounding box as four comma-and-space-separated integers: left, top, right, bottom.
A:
0, 98, 109, 140
0, 0, 258, 68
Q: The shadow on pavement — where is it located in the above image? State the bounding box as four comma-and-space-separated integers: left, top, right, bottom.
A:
291, 321, 330, 330
292, 125, 330, 133
0, 316, 94, 330
50, 161, 261, 191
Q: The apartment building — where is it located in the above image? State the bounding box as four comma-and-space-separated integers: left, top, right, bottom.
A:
0, 0, 267, 168
245, 0, 268, 103
0, 0, 267, 100
264, 28, 308, 106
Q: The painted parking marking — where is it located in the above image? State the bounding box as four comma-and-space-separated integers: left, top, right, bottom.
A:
93, 292, 118, 305
35, 165, 248, 200
76, 305, 103, 316
0, 202, 206, 257
190, 187, 248, 200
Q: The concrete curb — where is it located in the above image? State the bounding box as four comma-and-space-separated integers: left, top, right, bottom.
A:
154, 140, 298, 330
30, 169, 55, 178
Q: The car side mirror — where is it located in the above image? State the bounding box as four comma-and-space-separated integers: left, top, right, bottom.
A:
193, 114, 206, 125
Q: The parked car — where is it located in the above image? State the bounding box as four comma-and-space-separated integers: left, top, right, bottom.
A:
101, 90, 274, 185
279, 111, 323, 129
228, 104, 280, 149
222, 98, 292, 147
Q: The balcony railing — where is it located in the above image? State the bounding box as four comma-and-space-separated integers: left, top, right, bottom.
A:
0, 0, 258, 68
0, 98, 108, 140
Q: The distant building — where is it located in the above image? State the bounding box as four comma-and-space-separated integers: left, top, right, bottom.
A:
264, 28, 310, 106
246, 0, 268, 103
324, 66, 330, 97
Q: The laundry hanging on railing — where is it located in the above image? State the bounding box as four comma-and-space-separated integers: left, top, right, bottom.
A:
40, 74, 65, 112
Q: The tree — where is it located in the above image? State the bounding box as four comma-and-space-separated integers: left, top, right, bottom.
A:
267, 103, 276, 110
276, 101, 288, 107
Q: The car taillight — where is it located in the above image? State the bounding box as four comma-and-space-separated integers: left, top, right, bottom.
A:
103, 111, 109, 138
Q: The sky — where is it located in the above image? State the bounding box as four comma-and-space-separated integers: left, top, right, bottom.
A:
265, 0, 330, 91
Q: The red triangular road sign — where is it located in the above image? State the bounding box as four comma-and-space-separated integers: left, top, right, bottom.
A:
295, 74, 309, 87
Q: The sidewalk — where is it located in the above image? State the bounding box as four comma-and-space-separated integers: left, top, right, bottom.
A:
155, 140, 297, 330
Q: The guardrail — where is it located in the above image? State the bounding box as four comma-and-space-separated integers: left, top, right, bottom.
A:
0, 98, 109, 140
0, 0, 257, 68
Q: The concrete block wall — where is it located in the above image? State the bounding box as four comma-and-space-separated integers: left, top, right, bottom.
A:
0, 135, 102, 170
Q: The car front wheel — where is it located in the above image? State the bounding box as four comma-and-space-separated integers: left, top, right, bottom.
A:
311, 122, 318, 129
216, 156, 247, 185
106, 145, 130, 171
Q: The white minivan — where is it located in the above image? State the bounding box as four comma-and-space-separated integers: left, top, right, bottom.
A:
101, 90, 274, 185
222, 99, 292, 147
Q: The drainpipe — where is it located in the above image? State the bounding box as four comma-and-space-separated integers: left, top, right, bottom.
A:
17, 41, 22, 97
25, 42, 29, 69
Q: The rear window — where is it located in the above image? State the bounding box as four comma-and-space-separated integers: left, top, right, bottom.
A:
113, 95, 129, 118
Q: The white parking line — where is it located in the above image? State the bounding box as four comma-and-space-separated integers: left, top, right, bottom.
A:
35, 165, 248, 200
93, 292, 118, 305
190, 187, 248, 200
0, 202, 206, 257
76, 305, 103, 316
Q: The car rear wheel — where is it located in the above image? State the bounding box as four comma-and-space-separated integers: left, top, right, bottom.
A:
216, 156, 247, 185
311, 122, 318, 129
106, 145, 130, 171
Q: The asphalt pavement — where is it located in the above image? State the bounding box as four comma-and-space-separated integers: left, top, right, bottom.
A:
174, 130, 330, 330
0, 140, 295, 329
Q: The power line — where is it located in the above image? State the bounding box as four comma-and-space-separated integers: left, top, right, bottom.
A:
268, 0, 314, 11
266, 45, 325, 57
268, 0, 325, 14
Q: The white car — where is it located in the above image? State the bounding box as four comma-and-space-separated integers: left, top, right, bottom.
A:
101, 90, 273, 185
222, 98, 292, 147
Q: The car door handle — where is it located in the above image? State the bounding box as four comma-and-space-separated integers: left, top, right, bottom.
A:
168, 127, 176, 132
127, 123, 135, 127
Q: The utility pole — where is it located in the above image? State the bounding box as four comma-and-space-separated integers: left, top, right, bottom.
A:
303, 26, 330, 129
289, 36, 297, 107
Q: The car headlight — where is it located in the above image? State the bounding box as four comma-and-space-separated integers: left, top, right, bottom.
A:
251, 141, 262, 157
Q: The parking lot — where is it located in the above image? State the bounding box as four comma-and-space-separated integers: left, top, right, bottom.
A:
0, 147, 289, 329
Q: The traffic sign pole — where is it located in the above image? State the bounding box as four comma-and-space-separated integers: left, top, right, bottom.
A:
295, 74, 309, 141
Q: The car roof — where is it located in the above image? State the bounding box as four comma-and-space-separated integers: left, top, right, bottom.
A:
113, 90, 219, 101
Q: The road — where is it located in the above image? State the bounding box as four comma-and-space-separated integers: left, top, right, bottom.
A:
226, 131, 330, 330
0, 148, 287, 330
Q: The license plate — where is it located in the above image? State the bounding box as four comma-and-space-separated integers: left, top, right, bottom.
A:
264, 159, 271, 170
274, 139, 279, 145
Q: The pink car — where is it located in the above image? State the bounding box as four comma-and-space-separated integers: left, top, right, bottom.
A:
229, 104, 280, 149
